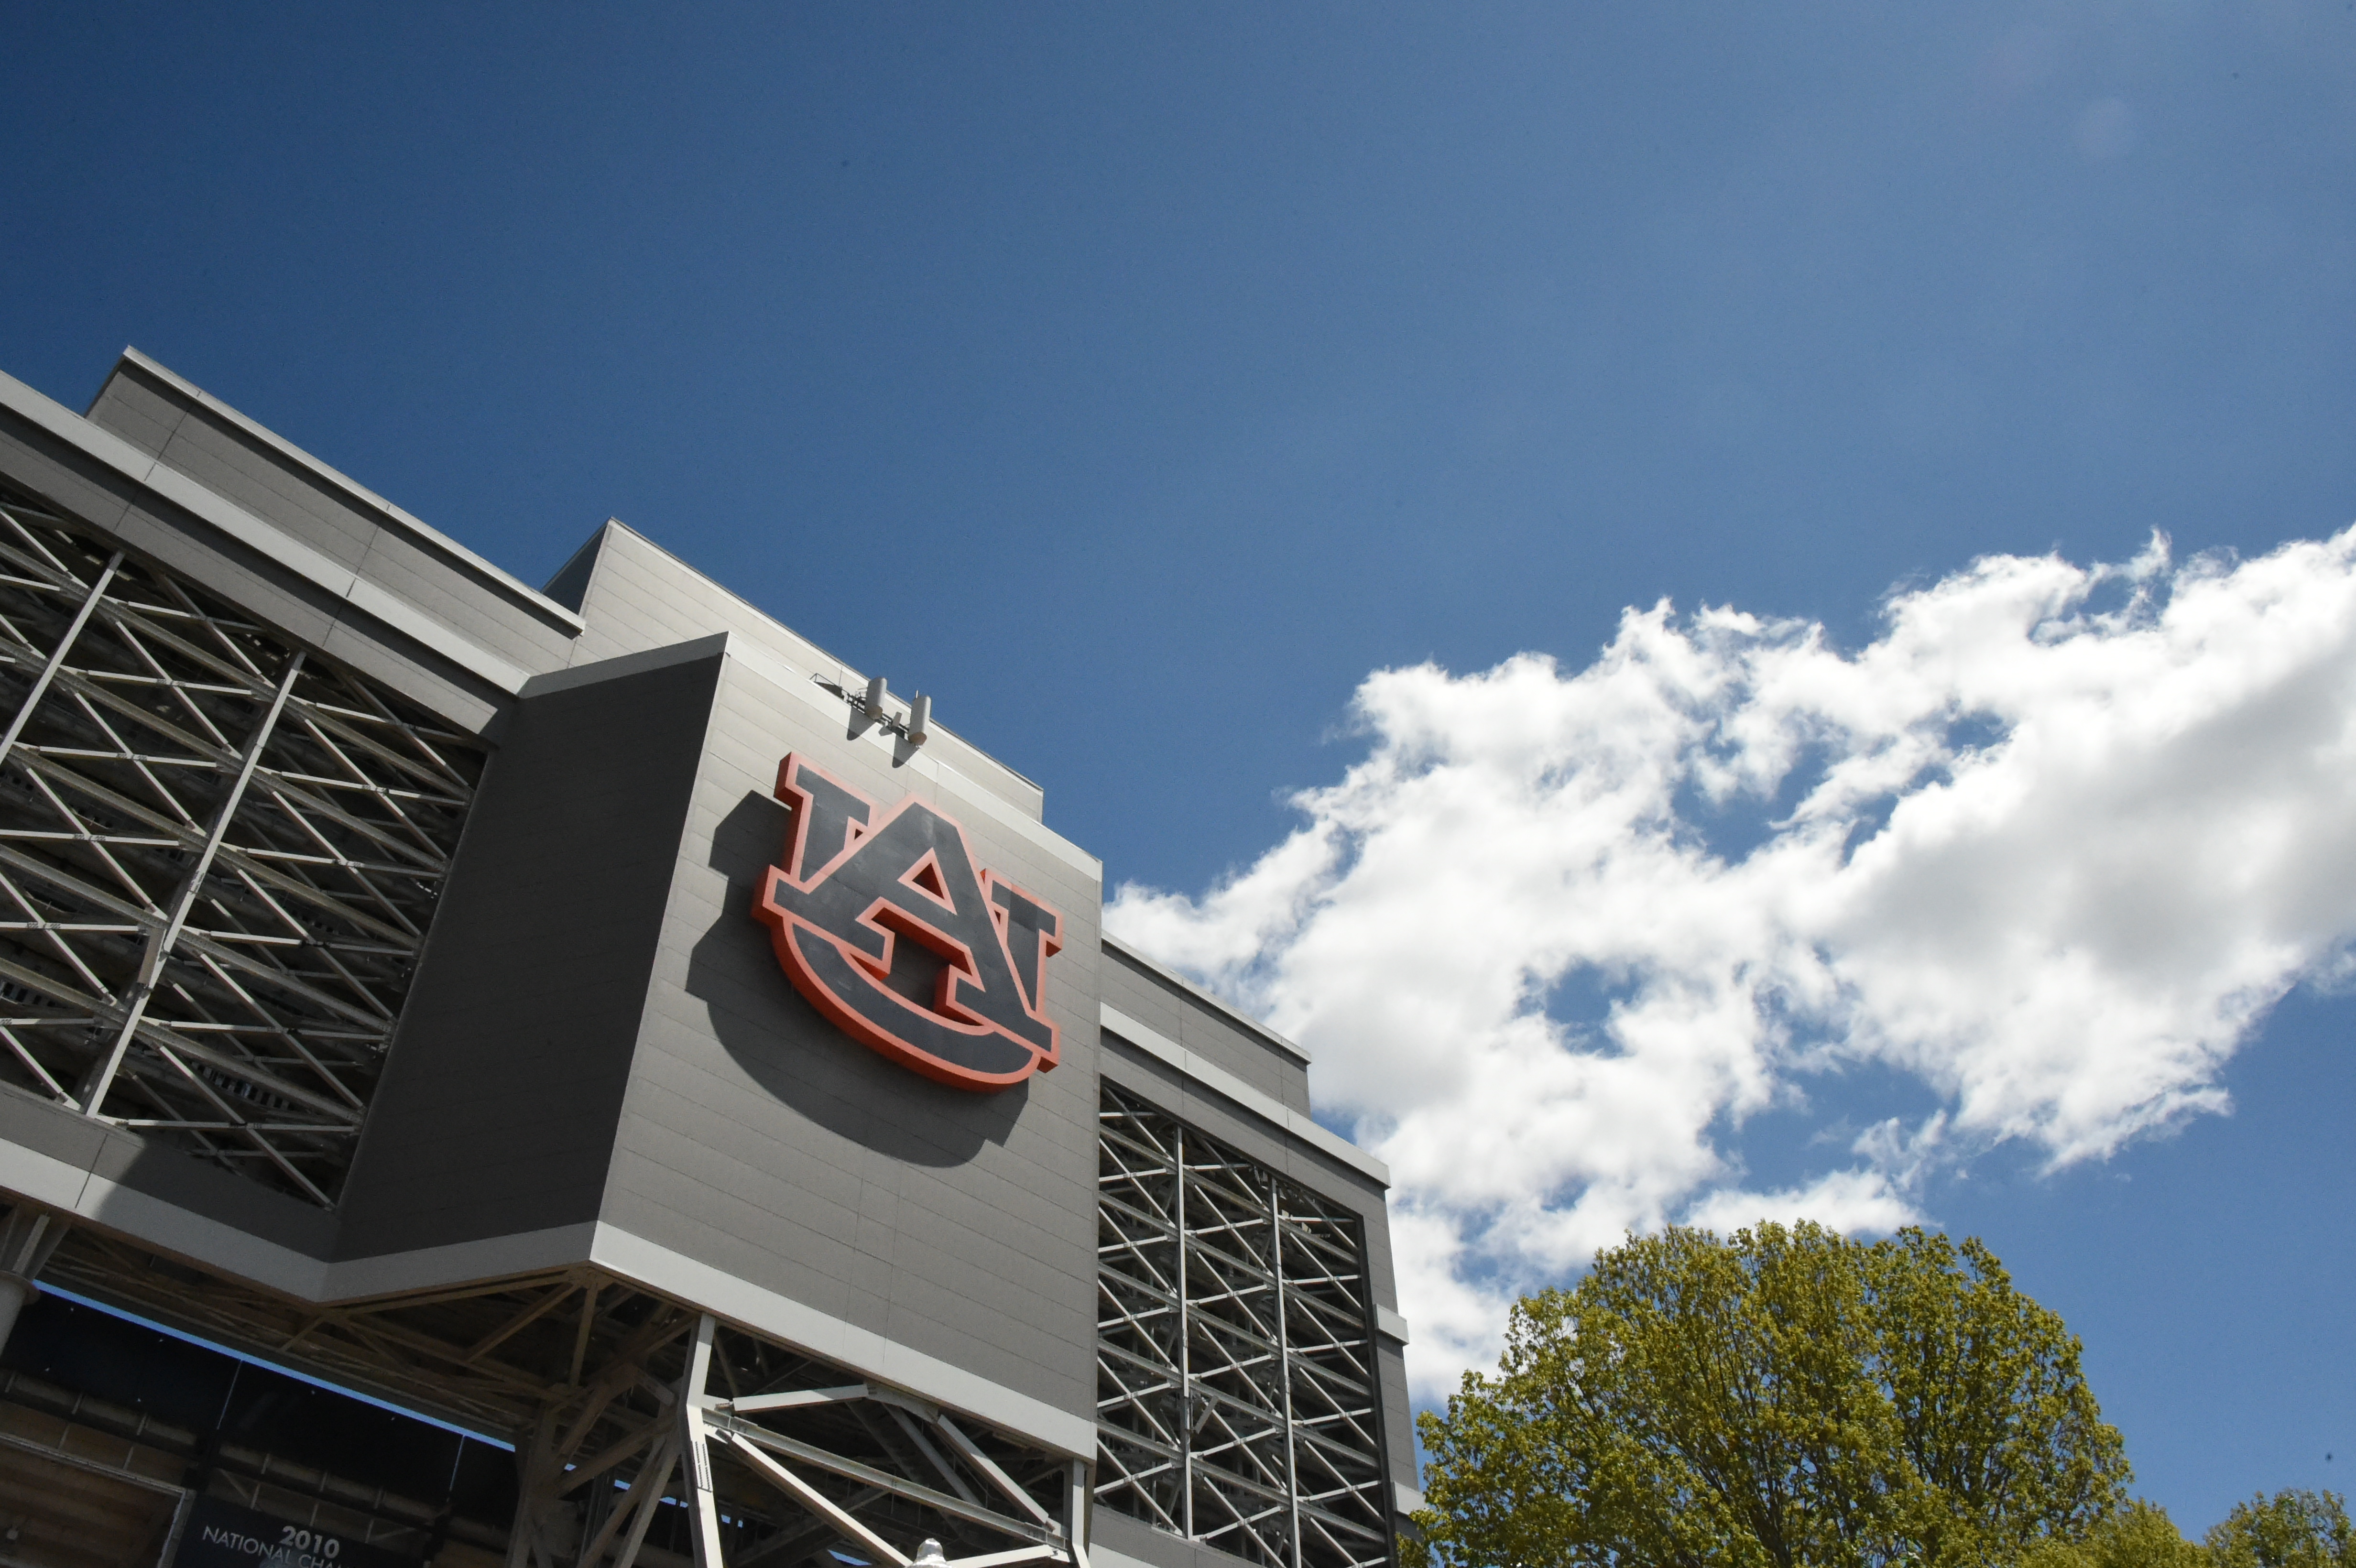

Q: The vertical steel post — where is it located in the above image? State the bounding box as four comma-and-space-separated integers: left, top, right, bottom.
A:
78, 652, 304, 1118
1174, 1125, 1191, 1540
680, 1313, 728, 1567
503, 1406, 560, 1568
1271, 1176, 1301, 1568
1067, 1457, 1093, 1568
0, 1208, 59, 1355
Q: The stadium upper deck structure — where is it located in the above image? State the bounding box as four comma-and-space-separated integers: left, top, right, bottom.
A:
0, 349, 1418, 1568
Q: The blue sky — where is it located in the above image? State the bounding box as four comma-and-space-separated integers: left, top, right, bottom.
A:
7, 2, 2354, 1532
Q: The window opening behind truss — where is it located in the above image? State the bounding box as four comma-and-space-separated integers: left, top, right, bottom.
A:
1096, 1080, 1392, 1568
0, 482, 485, 1206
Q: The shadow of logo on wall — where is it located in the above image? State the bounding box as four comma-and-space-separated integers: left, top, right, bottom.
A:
686, 789, 1031, 1167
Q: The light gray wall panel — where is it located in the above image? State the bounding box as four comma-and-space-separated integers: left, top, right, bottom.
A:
84, 373, 184, 457
0, 416, 144, 538
601, 649, 1103, 1421
352, 523, 579, 668
80, 359, 580, 690
336, 650, 723, 1258
133, 380, 381, 568
0, 1085, 335, 1259
1102, 946, 1310, 1112
0, 406, 520, 736
567, 525, 1048, 821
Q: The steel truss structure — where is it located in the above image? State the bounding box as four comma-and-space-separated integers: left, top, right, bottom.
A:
1094, 1085, 1391, 1568
40, 1217, 1090, 1568
0, 485, 482, 1205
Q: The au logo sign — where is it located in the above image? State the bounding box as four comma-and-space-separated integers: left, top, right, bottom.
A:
753, 755, 1063, 1091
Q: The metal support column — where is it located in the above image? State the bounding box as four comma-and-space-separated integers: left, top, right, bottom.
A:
1271, 1173, 1300, 1568
681, 1313, 728, 1568
1174, 1125, 1191, 1541
0, 1206, 63, 1353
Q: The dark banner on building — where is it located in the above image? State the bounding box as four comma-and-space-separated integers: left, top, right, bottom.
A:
174, 1495, 417, 1568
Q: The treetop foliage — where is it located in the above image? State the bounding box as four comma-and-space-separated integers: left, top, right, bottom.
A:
1413, 1221, 2128, 1568
1411, 1222, 2349, 1568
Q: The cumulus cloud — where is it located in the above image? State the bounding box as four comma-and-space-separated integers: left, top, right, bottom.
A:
1106, 529, 2356, 1396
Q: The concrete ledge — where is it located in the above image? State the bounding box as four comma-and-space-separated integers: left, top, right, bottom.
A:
0, 1132, 1091, 1460
593, 1223, 1095, 1461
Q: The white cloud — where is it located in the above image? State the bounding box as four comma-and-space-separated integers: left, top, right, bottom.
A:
1105, 529, 2356, 1397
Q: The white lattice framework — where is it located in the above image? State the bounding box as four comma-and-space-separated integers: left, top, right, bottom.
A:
0, 484, 483, 1205
1095, 1083, 1392, 1568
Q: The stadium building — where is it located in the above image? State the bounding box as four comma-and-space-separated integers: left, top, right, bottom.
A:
0, 350, 1419, 1568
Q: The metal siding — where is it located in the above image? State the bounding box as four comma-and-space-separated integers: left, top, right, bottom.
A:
145, 394, 381, 569
567, 525, 1050, 822
1377, 1341, 1419, 1497
1102, 946, 1311, 1112
601, 649, 1102, 1421
352, 521, 579, 668
82, 372, 185, 457
335, 651, 724, 1259
0, 408, 522, 735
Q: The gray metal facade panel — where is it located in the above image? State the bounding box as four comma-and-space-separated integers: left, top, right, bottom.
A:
0, 1084, 340, 1260
0, 405, 522, 736
129, 370, 382, 570
83, 371, 185, 457
1376, 1341, 1419, 1494
0, 424, 146, 549
565, 524, 1049, 822
351, 522, 580, 669
1101, 945, 1312, 1113
334, 651, 724, 1259
600, 649, 1103, 1420
0, 1090, 355, 1263
314, 616, 505, 736
81, 360, 581, 685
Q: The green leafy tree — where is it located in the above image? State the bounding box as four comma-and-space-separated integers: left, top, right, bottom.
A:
1413, 1221, 2130, 1568
2023, 1499, 2208, 1568
2206, 1491, 2356, 1568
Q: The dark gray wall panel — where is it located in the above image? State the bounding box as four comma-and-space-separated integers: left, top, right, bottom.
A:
336, 649, 724, 1259
1377, 1341, 1418, 1493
